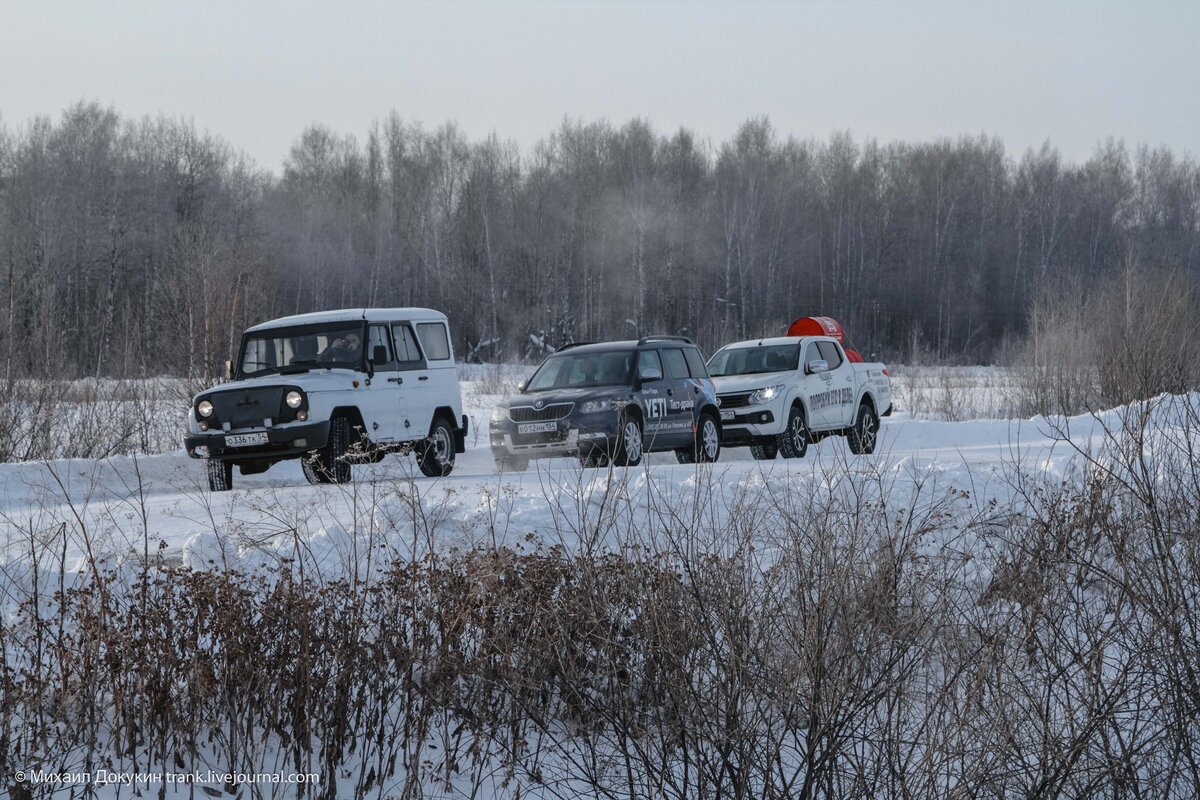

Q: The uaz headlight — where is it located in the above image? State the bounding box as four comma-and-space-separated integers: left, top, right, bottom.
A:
285, 390, 303, 409
197, 400, 214, 418
579, 399, 613, 414
749, 385, 784, 405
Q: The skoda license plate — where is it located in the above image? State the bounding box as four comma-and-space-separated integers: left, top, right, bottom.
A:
720, 409, 736, 421
518, 421, 557, 435
226, 432, 269, 447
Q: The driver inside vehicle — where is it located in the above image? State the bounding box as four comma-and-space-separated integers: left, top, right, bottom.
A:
319, 332, 362, 363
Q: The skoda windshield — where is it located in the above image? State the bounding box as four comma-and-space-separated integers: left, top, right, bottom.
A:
708, 343, 800, 377
238, 322, 366, 378
525, 350, 635, 392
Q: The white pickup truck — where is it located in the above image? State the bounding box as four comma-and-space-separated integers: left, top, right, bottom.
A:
707, 335, 893, 460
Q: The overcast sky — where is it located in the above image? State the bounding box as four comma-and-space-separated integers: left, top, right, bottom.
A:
1, 0, 1196, 172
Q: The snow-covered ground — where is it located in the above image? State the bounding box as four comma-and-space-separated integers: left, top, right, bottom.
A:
0, 365, 1158, 574
4, 368, 1197, 799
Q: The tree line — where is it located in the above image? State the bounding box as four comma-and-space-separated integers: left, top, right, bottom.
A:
1, 102, 1197, 379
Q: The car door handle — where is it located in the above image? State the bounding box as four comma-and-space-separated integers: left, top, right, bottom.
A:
418, 375, 429, 381
387, 376, 403, 384
667, 389, 674, 396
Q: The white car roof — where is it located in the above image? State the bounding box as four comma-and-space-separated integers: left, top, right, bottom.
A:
718, 335, 834, 350
246, 307, 448, 333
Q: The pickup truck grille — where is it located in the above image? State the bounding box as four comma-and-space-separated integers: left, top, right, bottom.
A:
509, 403, 574, 422
717, 392, 753, 409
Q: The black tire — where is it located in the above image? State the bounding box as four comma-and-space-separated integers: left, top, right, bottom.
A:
301, 456, 330, 485
206, 459, 233, 492
305, 415, 352, 484
676, 413, 721, 464
611, 414, 644, 467
749, 442, 778, 461
418, 417, 456, 477
580, 451, 610, 469
777, 405, 810, 459
847, 403, 879, 455
495, 454, 529, 473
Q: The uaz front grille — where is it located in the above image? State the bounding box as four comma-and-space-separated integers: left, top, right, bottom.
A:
509, 403, 574, 422
718, 392, 753, 409
208, 388, 284, 429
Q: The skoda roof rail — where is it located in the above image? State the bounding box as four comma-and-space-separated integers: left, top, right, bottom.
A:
555, 341, 596, 353
637, 335, 693, 346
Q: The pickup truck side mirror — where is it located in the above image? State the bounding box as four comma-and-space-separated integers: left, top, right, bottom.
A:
806, 359, 829, 375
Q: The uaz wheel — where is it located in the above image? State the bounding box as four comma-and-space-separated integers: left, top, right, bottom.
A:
206, 459, 233, 492
304, 415, 352, 484
418, 417, 456, 477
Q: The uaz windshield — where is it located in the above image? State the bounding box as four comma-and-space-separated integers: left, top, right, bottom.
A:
526, 351, 634, 391
708, 344, 800, 377
239, 322, 365, 377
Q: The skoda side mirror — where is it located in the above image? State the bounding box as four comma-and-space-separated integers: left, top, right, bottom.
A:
807, 359, 829, 375
639, 367, 663, 383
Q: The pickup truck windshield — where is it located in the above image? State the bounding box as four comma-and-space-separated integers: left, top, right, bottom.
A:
526, 351, 634, 391
708, 344, 800, 377
239, 322, 366, 377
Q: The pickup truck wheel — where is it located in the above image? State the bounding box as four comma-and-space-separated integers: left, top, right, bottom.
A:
206, 459, 233, 492
777, 406, 810, 459
418, 417, 456, 477
750, 442, 778, 461
848, 403, 879, 455
612, 415, 644, 467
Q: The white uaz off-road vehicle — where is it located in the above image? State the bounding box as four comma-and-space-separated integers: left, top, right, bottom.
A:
708, 335, 892, 460
184, 308, 468, 491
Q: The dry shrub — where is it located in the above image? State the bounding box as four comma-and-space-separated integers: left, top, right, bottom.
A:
1011, 263, 1200, 416
3, 409, 1200, 798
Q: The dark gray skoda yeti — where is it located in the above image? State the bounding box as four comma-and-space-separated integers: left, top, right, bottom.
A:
490, 336, 723, 471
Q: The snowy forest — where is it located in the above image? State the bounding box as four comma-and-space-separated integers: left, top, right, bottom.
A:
1, 102, 1198, 379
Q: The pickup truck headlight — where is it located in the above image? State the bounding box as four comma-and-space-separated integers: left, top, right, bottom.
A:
197, 400, 214, 418
749, 385, 784, 405
285, 390, 304, 409
579, 399, 614, 414
491, 407, 507, 423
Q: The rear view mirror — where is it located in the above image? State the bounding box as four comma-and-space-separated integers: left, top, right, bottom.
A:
639, 367, 663, 382
807, 359, 829, 375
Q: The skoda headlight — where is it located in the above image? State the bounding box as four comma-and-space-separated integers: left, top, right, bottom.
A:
579, 399, 612, 414
197, 400, 214, 418
285, 390, 303, 409
749, 385, 784, 405
491, 406, 507, 423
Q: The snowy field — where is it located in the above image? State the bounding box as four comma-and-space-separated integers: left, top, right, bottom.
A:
0, 364, 1160, 572
3, 366, 1198, 799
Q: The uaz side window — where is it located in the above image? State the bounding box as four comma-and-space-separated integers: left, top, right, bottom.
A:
416, 322, 451, 361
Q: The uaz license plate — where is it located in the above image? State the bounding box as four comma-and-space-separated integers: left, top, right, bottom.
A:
518, 421, 558, 435
226, 432, 269, 447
